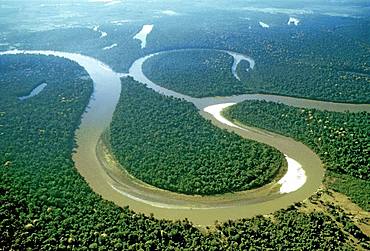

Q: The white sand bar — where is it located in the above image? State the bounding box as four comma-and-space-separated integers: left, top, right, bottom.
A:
162, 10, 179, 16
100, 31, 107, 38
92, 25, 107, 38
278, 155, 307, 193
103, 43, 117, 50
134, 24, 154, 49
259, 21, 270, 28
204, 103, 307, 194
203, 103, 243, 129
288, 17, 300, 26
111, 20, 131, 25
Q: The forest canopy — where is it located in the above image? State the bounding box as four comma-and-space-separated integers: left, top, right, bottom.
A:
143, 50, 247, 97
1, 29, 368, 250
223, 100, 370, 210
1, 9, 369, 249
109, 77, 284, 195
141, 22, 370, 103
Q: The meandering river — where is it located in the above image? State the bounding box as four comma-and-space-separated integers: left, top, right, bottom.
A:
1, 49, 368, 225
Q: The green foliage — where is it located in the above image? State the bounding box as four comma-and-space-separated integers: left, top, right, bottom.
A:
142, 34, 370, 102
215, 208, 352, 250
324, 200, 370, 246
110, 77, 283, 195
327, 172, 370, 211
7, 25, 145, 73
6, 14, 370, 103
143, 50, 248, 97
0, 54, 204, 250
243, 62, 370, 104
236, 59, 251, 81
146, 18, 370, 103
223, 100, 370, 209
0, 50, 355, 251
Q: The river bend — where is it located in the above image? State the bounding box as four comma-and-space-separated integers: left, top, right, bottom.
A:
1, 49, 368, 225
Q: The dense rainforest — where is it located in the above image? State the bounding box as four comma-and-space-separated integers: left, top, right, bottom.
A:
141, 42, 370, 102
0, 52, 367, 250
5, 14, 369, 103
6, 25, 145, 73
1, 10, 369, 249
109, 77, 284, 195
142, 50, 246, 97
223, 101, 370, 210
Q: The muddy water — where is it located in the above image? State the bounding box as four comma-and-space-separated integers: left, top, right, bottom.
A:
1, 49, 368, 226
130, 50, 370, 113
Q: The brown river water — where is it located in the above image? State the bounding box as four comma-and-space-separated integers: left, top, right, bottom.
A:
1, 49, 369, 226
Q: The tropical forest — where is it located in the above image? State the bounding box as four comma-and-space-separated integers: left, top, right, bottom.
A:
1, 0, 369, 250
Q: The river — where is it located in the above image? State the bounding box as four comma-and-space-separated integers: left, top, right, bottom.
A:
1, 49, 368, 226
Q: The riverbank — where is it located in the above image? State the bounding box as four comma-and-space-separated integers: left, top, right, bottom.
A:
1, 49, 368, 226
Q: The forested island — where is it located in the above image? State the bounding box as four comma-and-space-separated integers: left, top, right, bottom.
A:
140, 20, 370, 103
223, 101, 370, 210
141, 47, 370, 103
143, 50, 247, 97
109, 77, 284, 195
